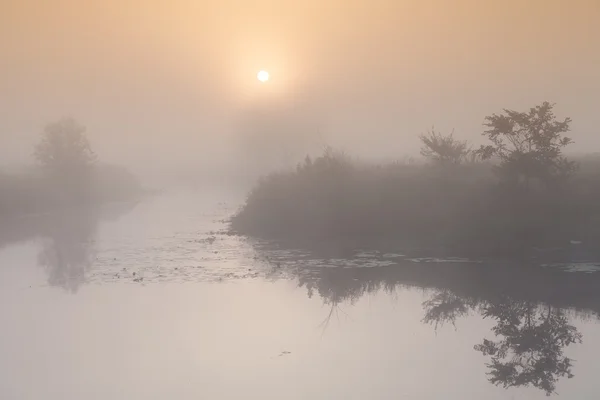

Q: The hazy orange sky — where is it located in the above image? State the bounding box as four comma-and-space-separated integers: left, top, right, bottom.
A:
1, 0, 599, 172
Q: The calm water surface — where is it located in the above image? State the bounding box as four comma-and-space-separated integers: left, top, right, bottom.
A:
1, 188, 599, 399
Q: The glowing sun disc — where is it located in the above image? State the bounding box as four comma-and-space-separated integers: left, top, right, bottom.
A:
257, 70, 270, 82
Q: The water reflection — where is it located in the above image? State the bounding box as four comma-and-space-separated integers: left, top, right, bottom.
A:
36, 211, 97, 292
420, 290, 582, 395
422, 289, 474, 329
251, 243, 598, 396
0, 202, 137, 292
475, 300, 581, 395
3, 199, 595, 396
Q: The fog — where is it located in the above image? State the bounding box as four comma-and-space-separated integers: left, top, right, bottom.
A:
2, 0, 599, 181
4, 3, 600, 397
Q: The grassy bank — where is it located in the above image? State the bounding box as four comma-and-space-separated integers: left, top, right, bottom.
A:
0, 164, 146, 217
231, 150, 600, 258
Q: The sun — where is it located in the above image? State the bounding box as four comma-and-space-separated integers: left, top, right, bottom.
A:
257, 70, 270, 83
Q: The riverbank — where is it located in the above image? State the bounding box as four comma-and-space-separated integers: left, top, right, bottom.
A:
231, 150, 600, 259
0, 164, 148, 218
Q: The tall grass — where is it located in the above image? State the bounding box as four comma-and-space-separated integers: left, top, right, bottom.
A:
231, 149, 600, 258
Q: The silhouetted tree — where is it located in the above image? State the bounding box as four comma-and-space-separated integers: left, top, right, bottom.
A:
34, 118, 97, 175
34, 118, 97, 203
419, 128, 472, 165
474, 299, 582, 396
477, 102, 576, 188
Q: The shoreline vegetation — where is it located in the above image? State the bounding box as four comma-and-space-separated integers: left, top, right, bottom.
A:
231, 102, 600, 260
0, 118, 146, 219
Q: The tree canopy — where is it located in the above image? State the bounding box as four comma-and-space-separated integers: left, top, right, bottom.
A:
477, 102, 576, 187
34, 118, 97, 174
419, 128, 472, 165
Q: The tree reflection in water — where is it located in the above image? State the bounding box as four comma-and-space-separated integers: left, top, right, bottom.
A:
419, 290, 583, 395
275, 251, 596, 396
37, 213, 96, 293
1, 202, 137, 292
421, 290, 474, 329
474, 299, 582, 396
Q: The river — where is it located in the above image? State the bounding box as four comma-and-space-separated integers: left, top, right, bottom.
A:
1, 187, 599, 399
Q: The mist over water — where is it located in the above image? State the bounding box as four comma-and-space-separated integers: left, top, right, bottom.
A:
2, 1, 600, 398
1, 189, 600, 398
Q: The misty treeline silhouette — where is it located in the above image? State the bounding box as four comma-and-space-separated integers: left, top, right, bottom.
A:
419, 102, 575, 187
0, 118, 143, 217
231, 102, 600, 258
